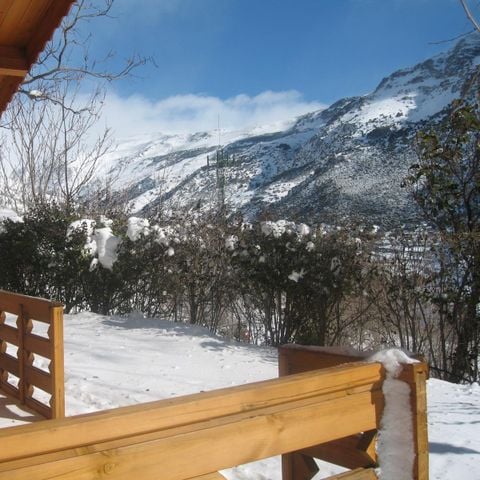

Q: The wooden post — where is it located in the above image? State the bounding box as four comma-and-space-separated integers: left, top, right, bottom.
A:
280, 346, 319, 480
399, 363, 429, 480
279, 345, 429, 480
48, 304, 65, 419
0, 311, 7, 387
16, 305, 26, 405
282, 452, 319, 480
279, 345, 375, 479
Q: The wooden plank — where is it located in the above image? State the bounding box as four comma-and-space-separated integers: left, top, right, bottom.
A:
0, 73, 20, 114
0, 352, 19, 376
406, 364, 429, 480
397, 362, 429, 384
16, 311, 26, 404
0, 389, 383, 479
0, 290, 63, 324
0, 362, 384, 463
24, 333, 51, 359
48, 305, 64, 418
298, 431, 377, 470
280, 347, 379, 475
24, 396, 50, 420
188, 474, 226, 480
7, 0, 51, 47
25, 365, 52, 395
282, 452, 319, 480
0, 0, 53, 46
279, 345, 425, 378
25, 0, 75, 64
327, 468, 377, 480
279, 345, 368, 376
0, 46, 28, 76
0, 322, 19, 346
0, 378, 19, 400
0, 0, 33, 43
0, 0, 15, 30
279, 346, 429, 480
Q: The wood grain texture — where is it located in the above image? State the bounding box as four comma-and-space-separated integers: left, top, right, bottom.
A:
299, 431, 377, 470
282, 452, 319, 480
327, 468, 378, 479
0, 46, 28, 76
0, 291, 64, 420
0, 388, 383, 479
279, 345, 429, 480
48, 306, 65, 419
0, 0, 75, 115
0, 362, 383, 464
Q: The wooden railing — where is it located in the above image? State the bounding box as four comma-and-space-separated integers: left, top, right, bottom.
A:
0, 347, 428, 480
279, 345, 429, 480
0, 290, 64, 419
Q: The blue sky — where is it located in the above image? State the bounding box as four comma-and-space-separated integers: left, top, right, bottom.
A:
80, 0, 476, 137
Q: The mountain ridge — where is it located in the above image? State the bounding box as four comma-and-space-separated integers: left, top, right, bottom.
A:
95, 34, 480, 227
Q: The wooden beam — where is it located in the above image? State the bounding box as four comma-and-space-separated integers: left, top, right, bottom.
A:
279, 345, 369, 376
327, 468, 378, 480
0, 46, 28, 76
0, 0, 75, 117
0, 290, 63, 324
282, 452, 319, 480
0, 74, 21, 115
0, 389, 383, 479
298, 431, 377, 470
0, 362, 384, 464
48, 305, 64, 419
25, 1, 75, 64
188, 474, 226, 480
404, 363, 429, 480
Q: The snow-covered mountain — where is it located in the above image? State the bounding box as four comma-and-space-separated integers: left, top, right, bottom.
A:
96, 34, 480, 227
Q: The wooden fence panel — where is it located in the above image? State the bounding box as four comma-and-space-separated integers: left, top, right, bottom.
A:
279, 345, 429, 480
0, 290, 64, 419
0, 342, 427, 480
0, 363, 385, 480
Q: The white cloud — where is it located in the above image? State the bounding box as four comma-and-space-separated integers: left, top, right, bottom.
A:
97, 90, 325, 141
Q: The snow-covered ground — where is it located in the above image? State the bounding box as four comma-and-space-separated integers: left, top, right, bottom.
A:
0, 312, 479, 479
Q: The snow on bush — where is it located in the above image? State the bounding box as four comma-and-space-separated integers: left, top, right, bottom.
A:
288, 269, 306, 282
368, 349, 419, 480
68, 218, 121, 269
260, 220, 295, 237
151, 225, 171, 246
68, 219, 97, 255
225, 235, 238, 251
127, 217, 150, 241
296, 223, 310, 236
92, 227, 121, 270
0, 208, 23, 224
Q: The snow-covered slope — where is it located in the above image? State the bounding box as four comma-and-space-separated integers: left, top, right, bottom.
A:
95, 34, 480, 227
1, 312, 478, 479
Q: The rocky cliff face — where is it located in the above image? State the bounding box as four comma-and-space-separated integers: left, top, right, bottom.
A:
96, 34, 480, 227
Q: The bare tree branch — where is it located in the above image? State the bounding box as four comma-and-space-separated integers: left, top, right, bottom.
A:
0, 0, 148, 212
460, 0, 480, 33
